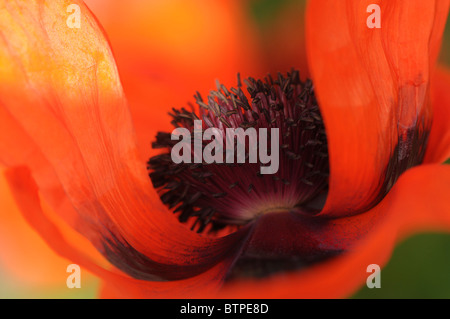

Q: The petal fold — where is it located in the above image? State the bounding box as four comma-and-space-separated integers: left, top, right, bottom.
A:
0, 0, 245, 280
4, 166, 246, 298
217, 164, 450, 298
306, 0, 450, 217
0, 169, 74, 287
424, 67, 450, 164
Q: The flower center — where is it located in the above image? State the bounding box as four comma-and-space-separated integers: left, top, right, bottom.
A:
148, 70, 329, 233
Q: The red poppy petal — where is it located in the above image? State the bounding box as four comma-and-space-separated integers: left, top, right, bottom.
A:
0, 169, 77, 286
306, 0, 450, 217
0, 103, 92, 243
0, 0, 245, 277
216, 164, 450, 298
4, 166, 245, 298
84, 0, 264, 161
424, 67, 450, 164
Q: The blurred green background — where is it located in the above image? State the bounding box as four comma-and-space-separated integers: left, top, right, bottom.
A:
0, 273, 99, 299
0, 0, 449, 299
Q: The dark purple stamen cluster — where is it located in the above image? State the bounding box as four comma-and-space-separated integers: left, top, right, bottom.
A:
148, 70, 329, 233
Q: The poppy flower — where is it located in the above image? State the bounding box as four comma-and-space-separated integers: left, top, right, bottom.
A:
1, 0, 450, 299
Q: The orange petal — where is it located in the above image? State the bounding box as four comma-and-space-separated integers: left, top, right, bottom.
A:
306, 0, 450, 217
84, 0, 264, 161
4, 166, 246, 298
0, 99, 89, 243
0, 0, 244, 279
424, 67, 450, 164
0, 169, 71, 287
217, 164, 450, 298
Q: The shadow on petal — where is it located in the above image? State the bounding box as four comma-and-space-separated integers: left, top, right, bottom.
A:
217, 164, 450, 298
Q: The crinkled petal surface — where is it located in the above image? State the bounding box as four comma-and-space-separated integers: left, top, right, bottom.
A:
424, 67, 450, 164
0, 0, 248, 288
1, 0, 450, 299
306, 0, 450, 217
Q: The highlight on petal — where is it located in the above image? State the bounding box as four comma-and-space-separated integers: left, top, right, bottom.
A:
0, 0, 246, 283
306, 0, 450, 217
83, 0, 264, 161
424, 67, 450, 164
217, 164, 450, 298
